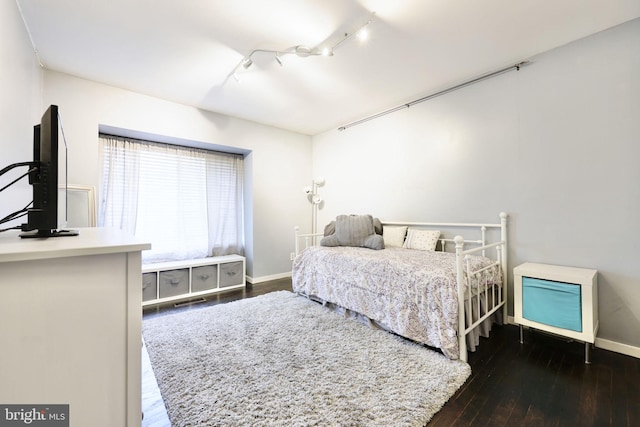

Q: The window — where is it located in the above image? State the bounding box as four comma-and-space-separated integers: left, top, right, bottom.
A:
99, 135, 244, 263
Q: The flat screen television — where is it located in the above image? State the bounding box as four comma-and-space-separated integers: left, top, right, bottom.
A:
20, 105, 78, 238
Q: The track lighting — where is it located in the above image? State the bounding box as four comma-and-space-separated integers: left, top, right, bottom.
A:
226, 12, 375, 83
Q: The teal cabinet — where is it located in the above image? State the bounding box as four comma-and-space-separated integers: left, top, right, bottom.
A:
514, 263, 598, 363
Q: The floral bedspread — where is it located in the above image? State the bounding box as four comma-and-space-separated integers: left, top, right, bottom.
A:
291, 246, 501, 359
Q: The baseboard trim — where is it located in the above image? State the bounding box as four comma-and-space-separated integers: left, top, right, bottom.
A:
594, 338, 640, 359
507, 316, 639, 359
246, 272, 291, 285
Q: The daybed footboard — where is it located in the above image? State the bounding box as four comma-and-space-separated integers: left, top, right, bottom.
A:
292, 213, 508, 362
454, 212, 508, 362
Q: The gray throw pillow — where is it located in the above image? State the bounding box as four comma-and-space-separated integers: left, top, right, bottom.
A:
323, 221, 336, 236
320, 214, 384, 250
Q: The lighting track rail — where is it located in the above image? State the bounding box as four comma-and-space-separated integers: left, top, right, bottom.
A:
226, 12, 375, 83
337, 60, 531, 131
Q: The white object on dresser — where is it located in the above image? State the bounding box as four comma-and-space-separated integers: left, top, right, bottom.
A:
514, 262, 598, 363
142, 255, 246, 306
0, 227, 150, 427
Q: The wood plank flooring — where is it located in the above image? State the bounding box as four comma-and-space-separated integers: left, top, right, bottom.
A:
142, 278, 640, 426
431, 320, 640, 426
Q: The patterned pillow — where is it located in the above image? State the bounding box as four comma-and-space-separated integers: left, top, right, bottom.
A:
403, 228, 440, 251
382, 226, 407, 248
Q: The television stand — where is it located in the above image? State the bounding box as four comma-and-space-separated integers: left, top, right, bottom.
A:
20, 228, 79, 238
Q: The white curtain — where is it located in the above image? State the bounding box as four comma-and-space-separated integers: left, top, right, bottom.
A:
98, 137, 140, 234
99, 135, 244, 263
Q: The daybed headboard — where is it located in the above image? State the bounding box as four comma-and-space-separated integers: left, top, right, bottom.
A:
295, 212, 508, 260
382, 215, 506, 257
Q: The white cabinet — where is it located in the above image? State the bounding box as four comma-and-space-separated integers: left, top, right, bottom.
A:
142, 255, 245, 306
514, 262, 598, 362
0, 228, 150, 427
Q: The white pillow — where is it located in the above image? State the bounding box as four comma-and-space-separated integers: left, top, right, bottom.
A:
403, 229, 440, 251
382, 226, 407, 248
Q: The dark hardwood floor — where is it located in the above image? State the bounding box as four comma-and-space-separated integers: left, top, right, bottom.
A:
142, 278, 293, 320
143, 279, 640, 426
430, 324, 640, 426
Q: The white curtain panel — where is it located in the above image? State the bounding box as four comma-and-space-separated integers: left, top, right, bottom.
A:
98, 136, 140, 234
99, 136, 244, 263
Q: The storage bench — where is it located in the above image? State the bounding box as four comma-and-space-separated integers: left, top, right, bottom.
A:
142, 255, 245, 306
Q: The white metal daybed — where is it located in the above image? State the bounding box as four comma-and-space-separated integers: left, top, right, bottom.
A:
292, 213, 508, 362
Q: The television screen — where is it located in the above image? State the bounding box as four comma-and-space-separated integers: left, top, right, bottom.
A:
20, 105, 77, 238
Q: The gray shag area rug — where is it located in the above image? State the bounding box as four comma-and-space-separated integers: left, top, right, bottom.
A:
142, 291, 470, 426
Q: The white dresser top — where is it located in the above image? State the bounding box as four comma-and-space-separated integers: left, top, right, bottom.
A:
0, 227, 151, 263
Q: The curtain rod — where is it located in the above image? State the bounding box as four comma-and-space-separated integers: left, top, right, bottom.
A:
337, 60, 531, 131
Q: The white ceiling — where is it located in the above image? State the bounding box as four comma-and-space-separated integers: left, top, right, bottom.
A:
16, 0, 640, 135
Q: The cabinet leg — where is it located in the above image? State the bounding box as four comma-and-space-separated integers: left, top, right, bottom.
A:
519, 325, 524, 344
585, 342, 591, 364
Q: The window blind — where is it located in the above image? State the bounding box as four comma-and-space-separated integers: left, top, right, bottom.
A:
99, 135, 244, 263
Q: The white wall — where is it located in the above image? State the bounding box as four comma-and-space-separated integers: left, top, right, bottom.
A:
0, 0, 43, 225
2, 1, 312, 282
0, 61, 306, 281
40, 71, 311, 280
312, 19, 640, 349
